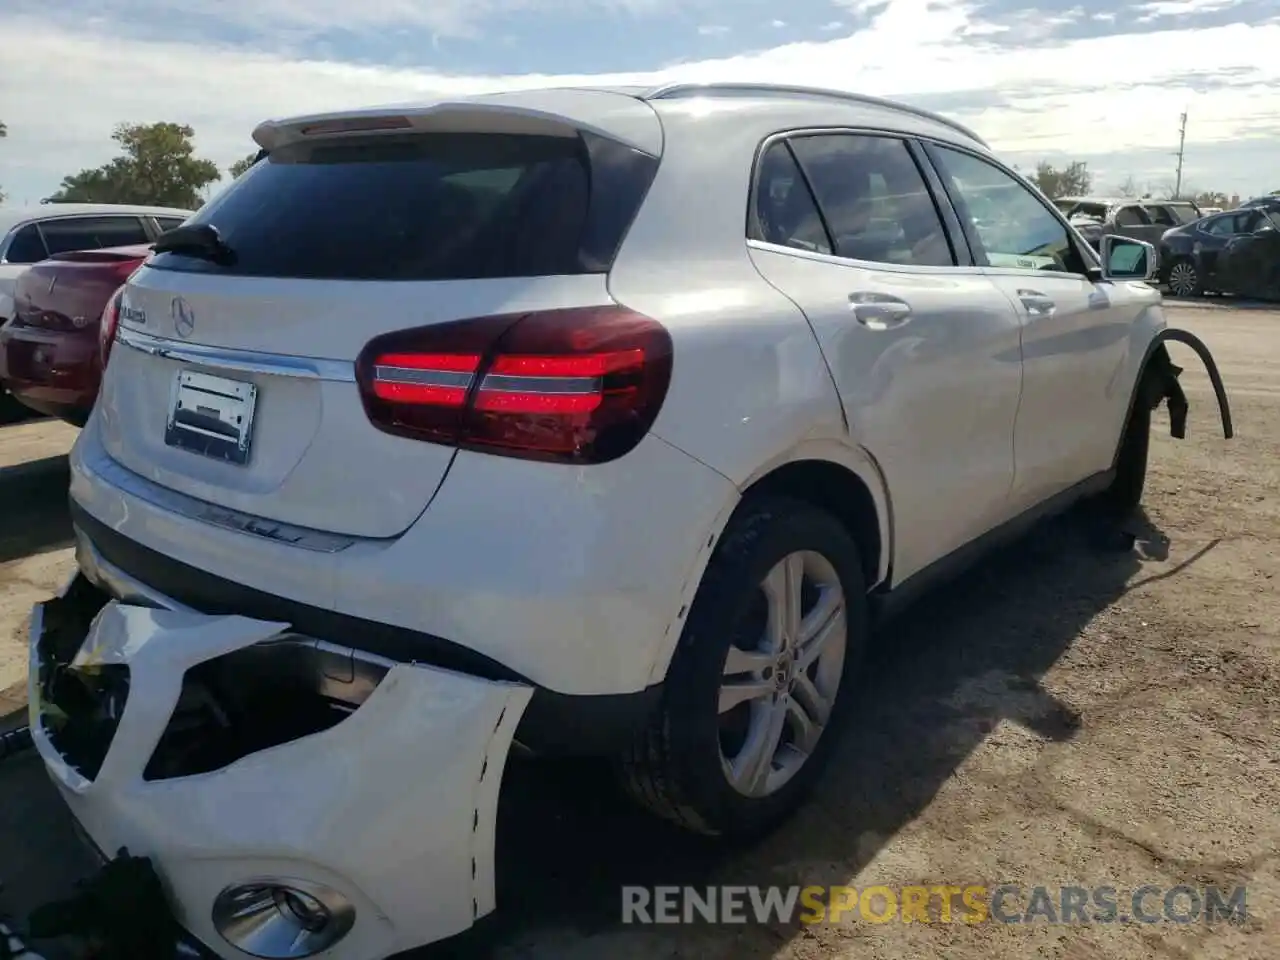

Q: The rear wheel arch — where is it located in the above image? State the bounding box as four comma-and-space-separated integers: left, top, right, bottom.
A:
736, 458, 885, 591
646, 449, 890, 689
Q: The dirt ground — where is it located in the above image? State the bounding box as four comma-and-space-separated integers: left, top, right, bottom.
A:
0, 301, 1277, 960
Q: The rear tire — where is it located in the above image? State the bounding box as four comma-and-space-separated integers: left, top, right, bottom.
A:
1166, 258, 1202, 298
619, 497, 868, 840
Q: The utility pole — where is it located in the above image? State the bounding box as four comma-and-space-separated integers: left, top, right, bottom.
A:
1173, 110, 1188, 200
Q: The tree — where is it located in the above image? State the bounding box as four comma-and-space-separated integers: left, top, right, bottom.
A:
45, 122, 219, 208
1031, 161, 1092, 200
227, 152, 260, 180
1114, 175, 1140, 199
1194, 190, 1230, 208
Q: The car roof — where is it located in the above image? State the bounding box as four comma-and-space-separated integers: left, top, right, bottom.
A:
0, 203, 193, 236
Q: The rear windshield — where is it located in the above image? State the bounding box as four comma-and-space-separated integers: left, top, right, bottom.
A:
148, 131, 658, 281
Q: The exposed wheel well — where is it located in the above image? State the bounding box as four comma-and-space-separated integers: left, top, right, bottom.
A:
738, 460, 883, 587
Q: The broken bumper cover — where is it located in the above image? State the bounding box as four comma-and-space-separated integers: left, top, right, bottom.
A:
27, 578, 533, 960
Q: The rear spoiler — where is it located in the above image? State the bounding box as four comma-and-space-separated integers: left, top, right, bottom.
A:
251, 89, 664, 158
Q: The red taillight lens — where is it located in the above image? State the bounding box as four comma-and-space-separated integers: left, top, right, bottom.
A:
99, 286, 124, 369
355, 305, 673, 464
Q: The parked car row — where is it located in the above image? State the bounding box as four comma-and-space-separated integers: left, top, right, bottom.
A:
1049, 194, 1280, 302
0, 203, 191, 422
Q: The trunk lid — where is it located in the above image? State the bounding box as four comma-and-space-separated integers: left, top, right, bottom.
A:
97, 102, 660, 540
13, 245, 149, 333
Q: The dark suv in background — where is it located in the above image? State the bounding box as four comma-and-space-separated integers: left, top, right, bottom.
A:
1054, 196, 1202, 251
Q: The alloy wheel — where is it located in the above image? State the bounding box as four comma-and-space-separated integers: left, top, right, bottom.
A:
717, 551, 847, 798
1168, 261, 1199, 297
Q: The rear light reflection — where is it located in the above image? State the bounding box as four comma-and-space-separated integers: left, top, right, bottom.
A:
355, 305, 673, 464
99, 286, 125, 369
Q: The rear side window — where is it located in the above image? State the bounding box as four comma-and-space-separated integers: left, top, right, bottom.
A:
148, 131, 658, 281
750, 142, 832, 255
1145, 205, 1177, 227
1167, 202, 1199, 224
3, 223, 49, 264
1114, 206, 1148, 227
155, 217, 187, 232
786, 134, 955, 267
40, 216, 150, 255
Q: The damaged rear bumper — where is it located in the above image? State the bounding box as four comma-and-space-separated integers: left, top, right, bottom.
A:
27, 571, 533, 960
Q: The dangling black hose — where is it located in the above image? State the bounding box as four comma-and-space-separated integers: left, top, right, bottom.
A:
0, 726, 33, 764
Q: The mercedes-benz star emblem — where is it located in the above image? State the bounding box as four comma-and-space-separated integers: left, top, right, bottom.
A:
172, 297, 195, 338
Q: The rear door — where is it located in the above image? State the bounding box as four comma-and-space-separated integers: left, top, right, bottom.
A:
922, 142, 1145, 513
100, 115, 660, 539
746, 133, 1024, 582
1141, 204, 1180, 246
1218, 209, 1280, 299
1111, 204, 1158, 245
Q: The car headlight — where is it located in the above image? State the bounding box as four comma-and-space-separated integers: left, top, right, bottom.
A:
212, 879, 356, 958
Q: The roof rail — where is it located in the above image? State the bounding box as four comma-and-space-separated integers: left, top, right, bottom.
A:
642, 82, 988, 148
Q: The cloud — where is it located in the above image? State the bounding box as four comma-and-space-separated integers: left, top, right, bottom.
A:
697, 24, 731, 35
1, 1, 1278, 203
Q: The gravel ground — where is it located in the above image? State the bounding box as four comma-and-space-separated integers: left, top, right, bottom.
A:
0, 301, 1276, 960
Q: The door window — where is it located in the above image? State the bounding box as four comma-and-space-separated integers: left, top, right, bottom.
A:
1204, 215, 1235, 237
39, 216, 150, 255
1144, 205, 1177, 227
786, 134, 955, 267
749, 142, 833, 255
1234, 210, 1264, 234
154, 217, 187, 233
2, 223, 49, 264
1166, 202, 1200, 224
928, 145, 1088, 274
1114, 206, 1149, 227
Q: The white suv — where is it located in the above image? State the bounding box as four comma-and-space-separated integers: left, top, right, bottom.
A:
31, 84, 1217, 959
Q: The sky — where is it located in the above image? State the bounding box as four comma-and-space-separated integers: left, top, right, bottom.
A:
1, 0, 1278, 206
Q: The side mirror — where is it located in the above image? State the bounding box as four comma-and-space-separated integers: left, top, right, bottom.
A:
1100, 234, 1155, 281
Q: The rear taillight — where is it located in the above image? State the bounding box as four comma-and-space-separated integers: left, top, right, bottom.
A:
354, 305, 673, 464
99, 286, 125, 369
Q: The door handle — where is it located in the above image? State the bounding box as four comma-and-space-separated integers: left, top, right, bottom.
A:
849, 292, 912, 329
1017, 289, 1056, 318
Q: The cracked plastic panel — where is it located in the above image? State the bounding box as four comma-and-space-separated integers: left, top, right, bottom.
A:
29, 597, 533, 960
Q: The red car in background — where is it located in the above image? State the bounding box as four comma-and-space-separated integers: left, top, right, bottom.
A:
0, 245, 146, 426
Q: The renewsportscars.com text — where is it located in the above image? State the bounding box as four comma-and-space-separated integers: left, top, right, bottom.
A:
621, 884, 1248, 926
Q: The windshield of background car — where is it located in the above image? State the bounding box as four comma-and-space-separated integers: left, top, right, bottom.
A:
146, 131, 658, 281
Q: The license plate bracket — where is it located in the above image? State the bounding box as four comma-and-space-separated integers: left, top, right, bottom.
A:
165, 370, 257, 466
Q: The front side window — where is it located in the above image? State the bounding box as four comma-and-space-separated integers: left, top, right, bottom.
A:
1204, 215, 1235, 237
1114, 206, 1149, 227
787, 134, 954, 267
929, 145, 1086, 274
40, 216, 150, 255
2, 223, 49, 264
750, 141, 832, 255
